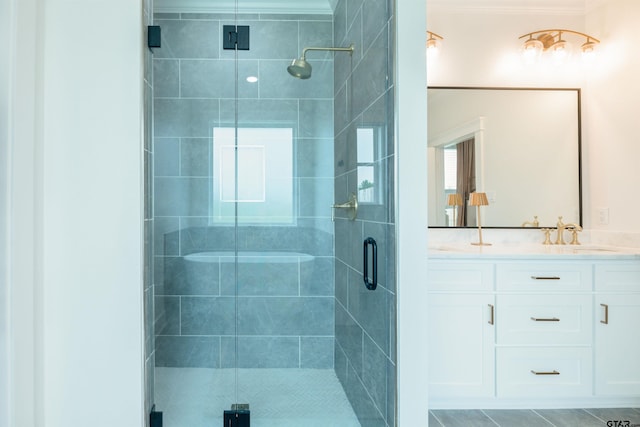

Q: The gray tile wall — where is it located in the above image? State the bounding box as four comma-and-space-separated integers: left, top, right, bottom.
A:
333, 0, 396, 426
152, 12, 337, 370
143, 0, 155, 424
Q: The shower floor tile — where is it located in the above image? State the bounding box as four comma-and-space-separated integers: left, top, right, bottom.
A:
155, 368, 361, 427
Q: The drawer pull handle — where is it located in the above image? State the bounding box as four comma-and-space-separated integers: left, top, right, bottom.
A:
531, 370, 560, 376
488, 304, 494, 325
530, 276, 561, 280
600, 303, 609, 324
530, 317, 560, 322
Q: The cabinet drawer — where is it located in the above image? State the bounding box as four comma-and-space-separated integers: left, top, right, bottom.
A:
497, 294, 592, 345
595, 263, 640, 292
427, 262, 494, 291
497, 263, 592, 292
496, 347, 592, 398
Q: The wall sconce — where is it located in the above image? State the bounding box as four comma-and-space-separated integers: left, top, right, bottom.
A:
469, 192, 491, 246
427, 31, 443, 57
519, 29, 600, 63
446, 193, 463, 226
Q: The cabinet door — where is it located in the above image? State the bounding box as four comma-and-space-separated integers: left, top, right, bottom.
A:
428, 293, 495, 398
595, 294, 640, 396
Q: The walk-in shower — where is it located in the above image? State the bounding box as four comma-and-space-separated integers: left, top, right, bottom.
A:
147, 1, 397, 426
287, 44, 355, 79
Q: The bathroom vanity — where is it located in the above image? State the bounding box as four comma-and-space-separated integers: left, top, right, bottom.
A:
427, 244, 640, 409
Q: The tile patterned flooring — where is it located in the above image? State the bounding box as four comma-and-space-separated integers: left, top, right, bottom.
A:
156, 367, 638, 427
430, 408, 640, 427
155, 367, 360, 427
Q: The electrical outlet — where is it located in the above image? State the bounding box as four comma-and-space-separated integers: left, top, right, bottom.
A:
598, 207, 609, 225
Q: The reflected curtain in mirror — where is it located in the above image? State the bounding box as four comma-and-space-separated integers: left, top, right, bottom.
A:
456, 138, 475, 226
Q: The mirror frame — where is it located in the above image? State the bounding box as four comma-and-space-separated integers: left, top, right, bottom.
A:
427, 86, 583, 229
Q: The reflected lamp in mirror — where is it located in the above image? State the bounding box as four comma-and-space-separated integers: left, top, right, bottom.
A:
469, 192, 491, 246
446, 193, 463, 227
519, 29, 600, 64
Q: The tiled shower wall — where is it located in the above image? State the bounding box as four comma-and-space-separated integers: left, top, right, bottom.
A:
152, 12, 337, 369
333, 0, 397, 426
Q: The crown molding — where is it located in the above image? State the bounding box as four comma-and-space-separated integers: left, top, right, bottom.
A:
154, 0, 333, 14
427, 0, 587, 16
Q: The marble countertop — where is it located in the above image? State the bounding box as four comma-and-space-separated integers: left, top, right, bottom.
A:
428, 243, 640, 260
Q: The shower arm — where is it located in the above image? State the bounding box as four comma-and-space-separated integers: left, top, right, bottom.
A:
300, 44, 354, 59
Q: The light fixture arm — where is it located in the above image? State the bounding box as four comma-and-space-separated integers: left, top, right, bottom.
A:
427, 31, 444, 41
426, 31, 444, 51
519, 29, 600, 49
300, 44, 354, 60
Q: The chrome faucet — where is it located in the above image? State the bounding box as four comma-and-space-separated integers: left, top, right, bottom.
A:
555, 216, 582, 245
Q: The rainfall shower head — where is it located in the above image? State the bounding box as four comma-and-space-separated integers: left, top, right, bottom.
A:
287, 44, 355, 79
287, 57, 312, 79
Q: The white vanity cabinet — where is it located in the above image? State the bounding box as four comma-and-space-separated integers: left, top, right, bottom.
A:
428, 253, 640, 408
594, 263, 640, 396
427, 262, 495, 399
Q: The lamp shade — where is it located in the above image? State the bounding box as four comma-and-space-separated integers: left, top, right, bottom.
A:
447, 193, 463, 206
469, 192, 489, 206
522, 37, 543, 63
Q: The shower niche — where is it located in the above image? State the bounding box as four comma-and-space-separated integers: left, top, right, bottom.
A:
148, 1, 397, 425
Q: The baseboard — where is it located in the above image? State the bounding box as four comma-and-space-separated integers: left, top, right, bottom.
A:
429, 396, 640, 410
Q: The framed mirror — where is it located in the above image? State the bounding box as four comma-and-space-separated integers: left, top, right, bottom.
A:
427, 87, 582, 228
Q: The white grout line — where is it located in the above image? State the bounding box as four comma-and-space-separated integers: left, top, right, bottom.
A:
480, 409, 502, 426
582, 408, 607, 423
531, 409, 557, 427
429, 411, 445, 427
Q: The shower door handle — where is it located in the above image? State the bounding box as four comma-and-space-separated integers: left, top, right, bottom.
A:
363, 237, 377, 291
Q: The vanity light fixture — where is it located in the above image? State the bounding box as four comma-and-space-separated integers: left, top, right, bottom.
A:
469, 192, 491, 246
427, 31, 443, 50
427, 31, 444, 56
519, 29, 600, 63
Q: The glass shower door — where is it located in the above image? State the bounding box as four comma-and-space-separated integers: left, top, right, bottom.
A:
220, 5, 355, 425
152, 0, 396, 425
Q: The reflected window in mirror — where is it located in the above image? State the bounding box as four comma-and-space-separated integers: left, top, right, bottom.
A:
357, 127, 383, 205
443, 147, 457, 226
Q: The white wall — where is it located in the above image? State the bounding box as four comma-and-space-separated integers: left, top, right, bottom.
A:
3, 0, 44, 425
585, 0, 640, 236
40, 0, 145, 425
5, 0, 145, 425
0, 0, 12, 425
396, 0, 429, 425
